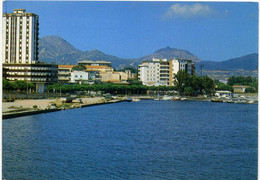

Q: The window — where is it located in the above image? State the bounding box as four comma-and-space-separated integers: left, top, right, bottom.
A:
75, 75, 78, 78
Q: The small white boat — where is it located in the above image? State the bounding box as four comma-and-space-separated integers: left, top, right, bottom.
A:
162, 95, 173, 100
248, 100, 254, 104
132, 98, 141, 102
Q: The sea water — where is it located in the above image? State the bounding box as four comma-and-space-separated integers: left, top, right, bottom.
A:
3, 100, 258, 179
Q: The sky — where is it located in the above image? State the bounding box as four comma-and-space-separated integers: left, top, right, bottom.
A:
3, 1, 259, 61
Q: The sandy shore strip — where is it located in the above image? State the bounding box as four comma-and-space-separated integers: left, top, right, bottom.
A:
2, 97, 125, 119
2, 97, 106, 112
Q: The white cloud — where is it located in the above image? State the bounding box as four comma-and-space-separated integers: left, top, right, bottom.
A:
164, 3, 214, 19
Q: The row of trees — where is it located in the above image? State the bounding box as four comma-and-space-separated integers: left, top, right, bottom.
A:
46, 83, 177, 95
227, 75, 257, 86
3, 74, 257, 96
3, 79, 35, 91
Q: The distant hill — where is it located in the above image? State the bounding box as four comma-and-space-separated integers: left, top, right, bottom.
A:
196, 53, 258, 71
39, 36, 132, 67
135, 46, 201, 63
39, 36, 258, 75
38, 36, 82, 65
39, 36, 201, 67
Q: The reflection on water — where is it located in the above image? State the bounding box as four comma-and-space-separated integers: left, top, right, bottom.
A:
3, 101, 258, 179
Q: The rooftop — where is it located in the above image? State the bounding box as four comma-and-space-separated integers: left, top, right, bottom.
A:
78, 60, 111, 63
4, 9, 38, 17
58, 65, 113, 69
14, 9, 26, 13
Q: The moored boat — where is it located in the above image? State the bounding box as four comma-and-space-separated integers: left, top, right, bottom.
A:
162, 95, 173, 100
172, 97, 181, 101
132, 98, 141, 102
211, 98, 223, 102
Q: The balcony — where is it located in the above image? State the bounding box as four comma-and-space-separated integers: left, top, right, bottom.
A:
160, 71, 169, 75
58, 77, 70, 81
58, 71, 71, 75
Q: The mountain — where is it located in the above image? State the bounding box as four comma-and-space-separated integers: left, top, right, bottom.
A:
39, 36, 258, 75
39, 36, 132, 66
136, 47, 201, 63
196, 53, 258, 71
39, 36, 201, 67
38, 36, 82, 64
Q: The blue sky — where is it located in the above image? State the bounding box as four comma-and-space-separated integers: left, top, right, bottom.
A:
3, 1, 259, 61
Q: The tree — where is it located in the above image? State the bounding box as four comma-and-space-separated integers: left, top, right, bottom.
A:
215, 83, 233, 92
72, 65, 86, 71
184, 87, 195, 96
13, 81, 27, 91
245, 87, 255, 93
227, 75, 257, 86
174, 70, 190, 95
189, 75, 203, 94
201, 76, 214, 95
129, 80, 142, 85
3, 78, 13, 90
3, 78, 14, 90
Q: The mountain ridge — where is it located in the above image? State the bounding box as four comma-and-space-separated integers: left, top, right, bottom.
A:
136, 46, 201, 63
38, 35, 258, 72
39, 36, 202, 67
196, 53, 258, 71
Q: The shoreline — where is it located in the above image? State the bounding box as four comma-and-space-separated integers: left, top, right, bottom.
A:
2, 94, 257, 119
2, 98, 125, 119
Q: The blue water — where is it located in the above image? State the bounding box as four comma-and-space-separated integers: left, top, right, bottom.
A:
3, 100, 258, 179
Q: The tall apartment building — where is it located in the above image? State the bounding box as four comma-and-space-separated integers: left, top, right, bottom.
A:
138, 58, 194, 86
3, 9, 39, 64
2, 9, 58, 93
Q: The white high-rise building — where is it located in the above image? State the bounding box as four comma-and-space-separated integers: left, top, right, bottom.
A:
2, 9, 39, 64
138, 58, 194, 86
2, 9, 58, 93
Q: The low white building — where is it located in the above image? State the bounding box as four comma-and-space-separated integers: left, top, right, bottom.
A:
215, 91, 233, 98
71, 71, 89, 83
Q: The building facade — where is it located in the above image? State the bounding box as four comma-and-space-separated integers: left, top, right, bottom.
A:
232, 85, 250, 93
58, 65, 135, 84
71, 71, 89, 83
3, 63, 58, 93
58, 65, 114, 83
100, 70, 133, 83
3, 9, 39, 64
138, 58, 194, 86
2, 9, 58, 92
